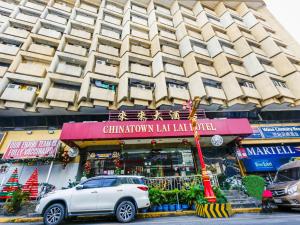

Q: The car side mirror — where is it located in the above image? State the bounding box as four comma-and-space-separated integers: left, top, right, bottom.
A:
76, 184, 84, 190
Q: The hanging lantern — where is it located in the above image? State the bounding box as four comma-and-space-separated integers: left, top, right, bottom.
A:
119, 141, 125, 150
151, 140, 156, 148
182, 139, 189, 147
84, 160, 91, 175
235, 137, 243, 148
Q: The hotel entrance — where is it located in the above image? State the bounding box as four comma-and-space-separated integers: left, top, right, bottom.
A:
60, 113, 252, 180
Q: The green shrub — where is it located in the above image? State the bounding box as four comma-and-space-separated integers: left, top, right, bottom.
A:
213, 187, 227, 204
4, 188, 29, 215
163, 189, 178, 204
148, 188, 165, 206
242, 175, 265, 200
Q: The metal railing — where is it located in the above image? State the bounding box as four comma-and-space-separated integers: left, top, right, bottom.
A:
144, 174, 219, 190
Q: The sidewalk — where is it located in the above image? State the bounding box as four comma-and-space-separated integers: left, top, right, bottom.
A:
0, 208, 261, 223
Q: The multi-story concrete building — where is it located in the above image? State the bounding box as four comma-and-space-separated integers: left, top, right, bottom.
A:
0, 0, 300, 186
0, 0, 298, 124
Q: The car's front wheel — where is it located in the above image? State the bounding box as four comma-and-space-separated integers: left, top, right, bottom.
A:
43, 203, 65, 225
116, 201, 136, 223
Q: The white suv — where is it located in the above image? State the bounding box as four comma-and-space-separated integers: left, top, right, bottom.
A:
36, 176, 150, 225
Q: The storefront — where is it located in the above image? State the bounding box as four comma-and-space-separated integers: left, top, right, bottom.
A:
240, 124, 300, 175
60, 118, 253, 179
0, 130, 79, 189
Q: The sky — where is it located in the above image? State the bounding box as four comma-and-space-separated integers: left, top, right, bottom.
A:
266, 0, 300, 44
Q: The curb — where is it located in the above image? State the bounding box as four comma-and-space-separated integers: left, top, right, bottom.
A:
0, 208, 261, 223
0, 217, 42, 223
232, 208, 262, 214
137, 210, 196, 219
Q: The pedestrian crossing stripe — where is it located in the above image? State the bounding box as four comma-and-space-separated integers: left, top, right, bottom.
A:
196, 203, 233, 218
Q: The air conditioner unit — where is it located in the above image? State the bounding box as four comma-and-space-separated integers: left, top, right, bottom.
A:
27, 86, 37, 92
8, 84, 20, 89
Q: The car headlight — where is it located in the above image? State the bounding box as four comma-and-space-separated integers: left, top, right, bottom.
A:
287, 185, 298, 195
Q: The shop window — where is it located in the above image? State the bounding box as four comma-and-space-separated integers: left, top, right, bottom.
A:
94, 80, 116, 91
86, 148, 196, 177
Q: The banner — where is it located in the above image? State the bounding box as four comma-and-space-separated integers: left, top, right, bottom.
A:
239, 145, 300, 172
2, 140, 59, 160
246, 126, 300, 139
60, 119, 252, 141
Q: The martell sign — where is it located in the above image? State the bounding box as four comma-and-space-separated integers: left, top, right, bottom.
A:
60, 119, 252, 141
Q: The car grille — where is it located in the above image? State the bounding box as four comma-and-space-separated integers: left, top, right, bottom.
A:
271, 189, 286, 197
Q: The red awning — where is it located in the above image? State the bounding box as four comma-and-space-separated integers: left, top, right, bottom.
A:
60, 119, 253, 141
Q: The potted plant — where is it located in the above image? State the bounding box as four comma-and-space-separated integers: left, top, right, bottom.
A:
179, 189, 189, 210
149, 188, 163, 212
165, 189, 178, 211
161, 191, 169, 212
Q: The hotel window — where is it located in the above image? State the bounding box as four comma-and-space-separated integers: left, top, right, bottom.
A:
229, 60, 247, 75
240, 27, 255, 40
25, 0, 45, 11
231, 14, 245, 26
131, 4, 147, 14
7, 83, 37, 92
239, 80, 256, 89
155, 4, 170, 15
131, 14, 148, 26
203, 78, 222, 89
220, 41, 238, 56
75, 11, 95, 25
159, 28, 176, 40
179, 5, 194, 15
192, 41, 209, 56
129, 79, 153, 90
131, 27, 148, 40
94, 80, 116, 91
215, 28, 229, 41
198, 62, 217, 76
103, 13, 122, 25
167, 82, 187, 90
0, 6, 11, 16
101, 26, 121, 40
248, 41, 265, 56
260, 59, 278, 75
188, 29, 203, 40
53, 83, 80, 91
207, 14, 222, 27
157, 16, 173, 27
106, 2, 123, 14
272, 79, 287, 88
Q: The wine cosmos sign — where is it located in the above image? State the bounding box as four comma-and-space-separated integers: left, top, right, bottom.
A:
60, 119, 252, 141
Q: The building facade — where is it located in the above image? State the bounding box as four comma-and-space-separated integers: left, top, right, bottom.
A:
0, 0, 300, 188
0, 0, 299, 119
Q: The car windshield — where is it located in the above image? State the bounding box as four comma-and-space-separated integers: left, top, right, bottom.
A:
275, 167, 300, 182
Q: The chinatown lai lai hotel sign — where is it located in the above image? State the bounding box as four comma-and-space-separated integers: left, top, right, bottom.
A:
60, 119, 252, 141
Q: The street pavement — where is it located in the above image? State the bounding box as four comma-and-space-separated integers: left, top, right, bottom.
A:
5, 212, 300, 225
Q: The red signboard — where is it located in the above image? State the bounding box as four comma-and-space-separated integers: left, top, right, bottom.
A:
60, 119, 252, 141
2, 140, 59, 160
